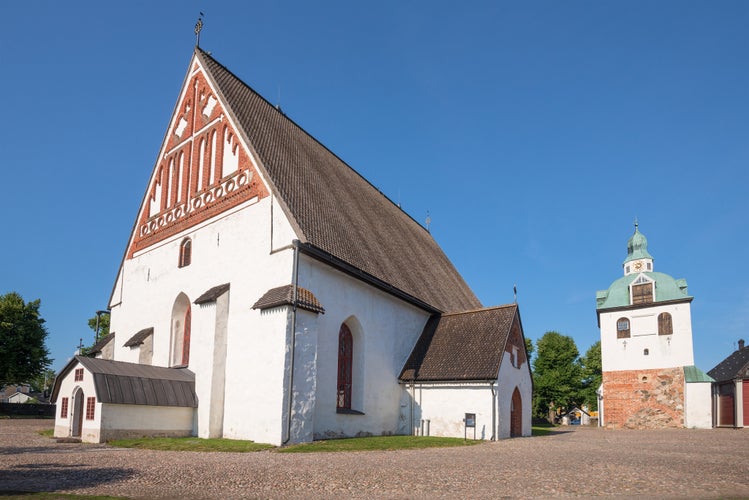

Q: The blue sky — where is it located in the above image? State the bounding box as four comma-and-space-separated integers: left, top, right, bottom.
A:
1, 2, 747, 373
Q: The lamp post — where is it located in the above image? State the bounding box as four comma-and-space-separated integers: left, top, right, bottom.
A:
94, 310, 110, 343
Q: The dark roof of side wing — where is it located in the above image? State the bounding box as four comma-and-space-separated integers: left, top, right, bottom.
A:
52, 356, 196, 408
708, 346, 749, 382
400, 305, 519, 381
196, 49, 480, 313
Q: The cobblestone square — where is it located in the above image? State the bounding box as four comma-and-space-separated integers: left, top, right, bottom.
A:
2, 420, 748, 498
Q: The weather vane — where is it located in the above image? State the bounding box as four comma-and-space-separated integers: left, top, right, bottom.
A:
195, 12, 205, 47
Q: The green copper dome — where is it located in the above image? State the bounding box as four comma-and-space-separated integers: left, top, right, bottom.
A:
596, 272, 691, 310
623, 224, 654, 264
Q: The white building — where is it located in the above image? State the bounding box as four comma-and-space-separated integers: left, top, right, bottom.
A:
596, 224, 712, 429
52, 47, 532, 444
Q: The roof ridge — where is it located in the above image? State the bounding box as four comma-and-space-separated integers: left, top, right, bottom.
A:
441, 303, 517, 317
195, 48, 432, 234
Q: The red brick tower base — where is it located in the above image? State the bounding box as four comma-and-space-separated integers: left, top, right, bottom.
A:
602, 367, 685, 429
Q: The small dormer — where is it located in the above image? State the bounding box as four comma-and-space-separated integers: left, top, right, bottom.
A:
629, 273, 655, 305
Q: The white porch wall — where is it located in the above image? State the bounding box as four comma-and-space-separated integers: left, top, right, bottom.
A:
408, 384, 494, 439
100, 404, 194, 440
496, 350, 533, 438
53, 362, 102, 443
299, 257, 430, 440
685, 382, 713, 429
600, 302, 694, 372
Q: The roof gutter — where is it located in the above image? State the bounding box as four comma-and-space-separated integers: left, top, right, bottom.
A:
296, 242, 441, 315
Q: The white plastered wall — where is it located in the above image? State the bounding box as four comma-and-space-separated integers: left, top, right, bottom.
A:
684, 382, 713, 429
496, 349, 533, 438
53, 362, 101, 443
298, 256, 430, 440
100, 404, 194, 441
406, 384, 494, 439
108, 194, 298, 446
600, 302, 694, 372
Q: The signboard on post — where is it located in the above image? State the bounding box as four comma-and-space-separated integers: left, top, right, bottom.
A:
464, 412, 476, 440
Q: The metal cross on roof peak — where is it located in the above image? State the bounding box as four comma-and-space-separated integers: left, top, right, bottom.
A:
195, 13, 204, 47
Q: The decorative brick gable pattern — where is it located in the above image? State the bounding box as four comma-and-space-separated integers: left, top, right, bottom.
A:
602, 367, 685, 429
128, 69, 268, 258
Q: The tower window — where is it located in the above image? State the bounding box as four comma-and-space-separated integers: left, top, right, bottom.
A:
617, 317, 630, 339
658, 312, 673, 335
178, 238, 192, 268
632, 283, 653, 305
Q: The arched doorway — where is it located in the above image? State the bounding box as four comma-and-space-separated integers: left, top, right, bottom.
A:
510, 387, 522, 437
72, 388, 84, 437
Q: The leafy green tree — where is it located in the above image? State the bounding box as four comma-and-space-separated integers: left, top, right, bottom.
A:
29, 367, 57, 394
532, 331, 582, 419
579, 341, 602, 411
525, 337, 534, 365
87, 313, 110, 341
0, 292, 52, 386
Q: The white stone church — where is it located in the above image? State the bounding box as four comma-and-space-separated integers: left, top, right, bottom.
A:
52, 47, 532, 444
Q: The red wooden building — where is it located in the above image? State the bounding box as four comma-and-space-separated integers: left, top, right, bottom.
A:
708, 339, 749, 427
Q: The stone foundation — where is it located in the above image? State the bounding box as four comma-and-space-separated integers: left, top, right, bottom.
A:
602, 367, 685, 429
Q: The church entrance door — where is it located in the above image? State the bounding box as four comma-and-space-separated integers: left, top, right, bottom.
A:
72, 388, 84, 437
510, 387, 522, 437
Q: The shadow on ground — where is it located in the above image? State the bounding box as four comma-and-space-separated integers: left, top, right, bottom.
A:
0, 464, 136, 494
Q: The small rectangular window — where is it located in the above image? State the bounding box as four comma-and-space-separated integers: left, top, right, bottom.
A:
60, 397, 69, 418
86, 397, 96, 420
74, 368, 84, 382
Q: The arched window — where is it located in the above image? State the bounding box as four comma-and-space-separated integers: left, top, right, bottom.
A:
617, 317, 630, 339
181, 308, 191, 366
658, 312, 673, 335
337, 324, 353, 411
178, 238, 192, 268
170, 294, 192, 367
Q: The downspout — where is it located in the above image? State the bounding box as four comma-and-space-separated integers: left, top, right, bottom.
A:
490, 381, 496, 441
282, 240, 300, 445
410, 379, 415, 436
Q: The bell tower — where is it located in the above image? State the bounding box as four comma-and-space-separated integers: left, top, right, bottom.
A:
596, 223, 698, 428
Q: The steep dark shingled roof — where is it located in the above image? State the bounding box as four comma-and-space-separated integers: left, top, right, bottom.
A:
52, 356, 196, 408
88, 333, 115, 355
252, 285, 325, 314
400, 304, 519, 382
197, 49, 480, 313
123, 327, 154, 347
194, 283, 230, 305
708, 346, 749, 382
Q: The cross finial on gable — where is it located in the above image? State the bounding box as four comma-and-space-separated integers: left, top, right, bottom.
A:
195, 13, 204, 47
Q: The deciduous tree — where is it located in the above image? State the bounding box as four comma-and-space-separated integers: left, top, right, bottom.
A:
0, 292, 52, 386
580, 341, 602, 411
532, 331, 581, 419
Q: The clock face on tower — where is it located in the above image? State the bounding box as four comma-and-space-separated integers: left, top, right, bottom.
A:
633, 262, 643, 271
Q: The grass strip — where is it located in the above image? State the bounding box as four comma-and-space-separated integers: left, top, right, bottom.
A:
279, 435, 482, 453
108, 436, 274, 452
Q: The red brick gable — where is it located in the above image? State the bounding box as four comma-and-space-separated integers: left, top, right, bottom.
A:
127, 64, 268, 258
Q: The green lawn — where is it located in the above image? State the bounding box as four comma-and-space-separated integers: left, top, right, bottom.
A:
531, 423, 557, 436
279, 435, 482, 453
108, 436, 274, 452
107, 435, 481, 453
